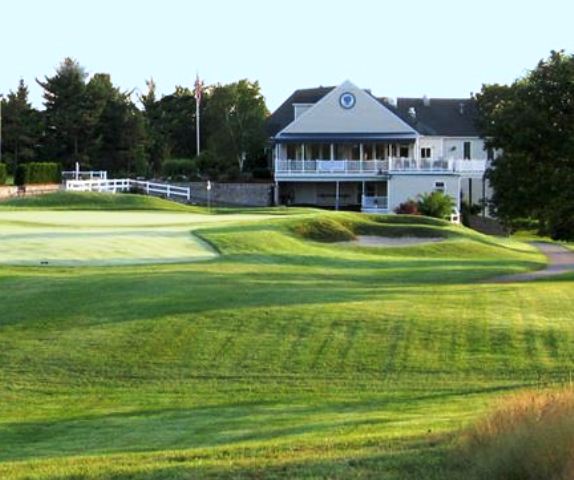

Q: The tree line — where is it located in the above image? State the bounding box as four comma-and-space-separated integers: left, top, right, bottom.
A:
0, 58, 269, 180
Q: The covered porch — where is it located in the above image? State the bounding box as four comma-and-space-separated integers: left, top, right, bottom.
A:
276, 180, 389, 213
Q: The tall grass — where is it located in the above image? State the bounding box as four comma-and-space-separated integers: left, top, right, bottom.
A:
459, 389, 574, 480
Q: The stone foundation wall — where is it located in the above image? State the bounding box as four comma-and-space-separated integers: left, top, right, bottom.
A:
188, 182, 274, 207
0, 183, 61, 200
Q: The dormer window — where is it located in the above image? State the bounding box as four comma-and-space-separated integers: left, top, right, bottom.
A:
293, 103, 313, 119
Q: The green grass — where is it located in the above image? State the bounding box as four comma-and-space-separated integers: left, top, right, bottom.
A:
0, 191, 204, 212
1, 195, 573, 478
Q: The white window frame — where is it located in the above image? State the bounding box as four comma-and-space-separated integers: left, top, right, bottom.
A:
434, 181, 446, 193
420, 147, 432, 159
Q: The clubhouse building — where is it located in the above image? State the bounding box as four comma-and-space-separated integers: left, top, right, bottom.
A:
267, 81, 490, 213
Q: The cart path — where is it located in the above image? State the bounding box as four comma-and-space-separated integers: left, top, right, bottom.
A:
491, 242, 574, 283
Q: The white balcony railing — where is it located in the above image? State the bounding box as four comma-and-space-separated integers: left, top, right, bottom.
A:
275, 158, 487, 176
275, 159, 389, 175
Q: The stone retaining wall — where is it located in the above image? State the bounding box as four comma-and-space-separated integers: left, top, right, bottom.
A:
188, 182, 274, 207
0, 183, 61, 200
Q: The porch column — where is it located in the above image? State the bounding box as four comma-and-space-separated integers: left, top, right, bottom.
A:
468, 178, 473, 205
362, 181, 366, 210
335, 181, 340, 211
274, 181, 280, 206
482, 175, 486, 218
330, 143, 335, 160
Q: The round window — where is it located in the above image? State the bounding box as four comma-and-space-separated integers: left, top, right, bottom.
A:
339, 92, 356, 109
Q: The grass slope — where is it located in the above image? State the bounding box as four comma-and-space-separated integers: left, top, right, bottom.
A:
0, 191, 202, 212
1, 205, 572, 479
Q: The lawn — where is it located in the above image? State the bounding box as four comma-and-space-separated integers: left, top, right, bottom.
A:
0, 193, 573, 479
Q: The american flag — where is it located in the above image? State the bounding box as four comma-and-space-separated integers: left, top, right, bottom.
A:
194, 75, 203, 104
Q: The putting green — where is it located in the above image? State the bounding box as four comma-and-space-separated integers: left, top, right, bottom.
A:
0, 211, 273, 266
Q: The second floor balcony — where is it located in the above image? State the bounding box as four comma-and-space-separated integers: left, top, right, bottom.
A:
275, 158, 487, 177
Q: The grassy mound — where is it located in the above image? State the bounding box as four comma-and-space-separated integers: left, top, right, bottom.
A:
289, 216, 356, 242
458, 389, 574, 479
288, 212, 456, 243
0, 191, 201, 212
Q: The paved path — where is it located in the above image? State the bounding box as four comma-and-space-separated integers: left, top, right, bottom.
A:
492, 242, 574, 283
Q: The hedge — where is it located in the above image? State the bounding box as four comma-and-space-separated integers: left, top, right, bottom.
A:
0, 163, 6, 186
15, 162, 61, 186
162, 158, 197, 178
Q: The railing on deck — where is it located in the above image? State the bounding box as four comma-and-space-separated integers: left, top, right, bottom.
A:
65, 179, 191, 201
361, 195, 389, 211
276, 159, 389, 175
276, 158, 487, 176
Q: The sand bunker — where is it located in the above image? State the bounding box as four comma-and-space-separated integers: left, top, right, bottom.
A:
341, 235, 446, 247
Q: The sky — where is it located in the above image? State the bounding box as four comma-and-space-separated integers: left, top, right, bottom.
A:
1, 0, 573, 111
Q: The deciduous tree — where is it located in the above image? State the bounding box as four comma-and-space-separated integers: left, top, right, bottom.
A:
476, 50, 574, 239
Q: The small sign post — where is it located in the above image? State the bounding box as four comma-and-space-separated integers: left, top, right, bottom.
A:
207, 180, 212, 211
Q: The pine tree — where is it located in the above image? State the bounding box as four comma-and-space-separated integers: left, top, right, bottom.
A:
37, 58, 90, 167
1, 79, 42, 170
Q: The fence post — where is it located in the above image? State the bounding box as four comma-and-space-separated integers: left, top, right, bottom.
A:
146, 182, 150, 195
167, 184, 171, 198
187, 187, 190, 201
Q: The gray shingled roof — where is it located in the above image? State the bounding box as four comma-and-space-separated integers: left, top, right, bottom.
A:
265, 87, 335, 137
266, 87, 479, 138
384, 98, 479, 137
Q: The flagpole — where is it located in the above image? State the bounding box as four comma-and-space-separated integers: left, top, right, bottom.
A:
196, 93, 200, 156
195, 74, 201, 156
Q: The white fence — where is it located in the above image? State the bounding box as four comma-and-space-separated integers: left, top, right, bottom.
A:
62, 170, 108, 180
65, 179, 191, 201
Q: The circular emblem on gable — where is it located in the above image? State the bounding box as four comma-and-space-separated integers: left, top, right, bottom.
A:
339, 92, 356, 110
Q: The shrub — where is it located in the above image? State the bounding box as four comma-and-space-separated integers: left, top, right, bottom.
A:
15, 162, 61, 186
458, 389, 574, 480
162, 158, 198, 180
548, 203, 574, 241
506, 217, 540, 233
417, 191, 455, 220
394, 199, 420, 215
0, 163, 7, 185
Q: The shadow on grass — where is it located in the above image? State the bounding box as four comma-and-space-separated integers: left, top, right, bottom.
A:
0, 384, 527, 464
0, 249, 543, 330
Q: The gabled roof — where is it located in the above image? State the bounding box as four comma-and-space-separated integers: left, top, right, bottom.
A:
278, 81, 417, 139
266, 84, 480, 138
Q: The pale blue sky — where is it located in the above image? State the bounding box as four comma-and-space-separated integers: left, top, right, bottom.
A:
1, 0, 572, 111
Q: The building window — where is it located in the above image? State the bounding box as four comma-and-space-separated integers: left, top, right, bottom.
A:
399, 146, 410, 158
487, 147, 495, 161
286, 144, 298, 160
463, 141, 471, 160
363, 144, 372, 160
434, 181, 446, 193
335, 144, 350, 160
374, 144, 386, 159
304, 144, 314, 160
420, 147, 432, 159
